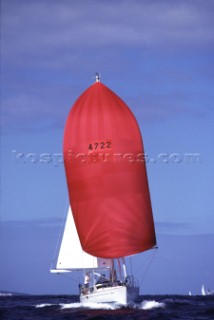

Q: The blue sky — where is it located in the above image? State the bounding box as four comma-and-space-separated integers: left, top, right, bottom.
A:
1, 0, 214, 294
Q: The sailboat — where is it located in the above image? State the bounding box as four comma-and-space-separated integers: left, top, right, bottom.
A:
51, 74, 157, 304
202, 284, 206, 296
201, 284, 214, 296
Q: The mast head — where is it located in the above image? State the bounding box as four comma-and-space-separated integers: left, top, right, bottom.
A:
95, 72, 101, 82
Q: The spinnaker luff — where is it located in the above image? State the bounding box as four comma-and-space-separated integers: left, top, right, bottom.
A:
63, 81, 156, 258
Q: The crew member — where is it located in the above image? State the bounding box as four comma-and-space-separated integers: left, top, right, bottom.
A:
84, 272, 90, 293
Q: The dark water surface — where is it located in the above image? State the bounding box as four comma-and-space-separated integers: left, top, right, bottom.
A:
0, 294, 214, 320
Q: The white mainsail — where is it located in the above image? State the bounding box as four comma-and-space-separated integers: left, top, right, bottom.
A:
201, 284, 206, 296
51, 206, 112, 272
51, 206, 97, 271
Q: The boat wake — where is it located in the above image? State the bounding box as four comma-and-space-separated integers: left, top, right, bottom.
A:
140, 300, 165, 310
4, 295, 214, 320
0, 292, 13, 297
34, 302, 121, 310
60, 302, 123, 310
35, 303, 56, 308
34, 300, 165, 311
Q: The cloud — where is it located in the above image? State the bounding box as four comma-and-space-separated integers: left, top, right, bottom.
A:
2, 0, 214, 62
1, 87, 70, 131
156, 221, 193, 235
128, 89, 212, 124
1, 0, 214, 132
1, 218, 63, 228
2, 219, 213, 236
156, 221, 214, 235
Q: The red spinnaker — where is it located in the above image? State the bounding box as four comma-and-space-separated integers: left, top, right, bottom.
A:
63, 82, 156, 258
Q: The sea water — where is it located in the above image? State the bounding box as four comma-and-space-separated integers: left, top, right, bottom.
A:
0, 294, 214, 320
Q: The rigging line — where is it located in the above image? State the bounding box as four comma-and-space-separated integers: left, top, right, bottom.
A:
130, 256, 133, 276
139, 248, 158, 287
57, 272, 80, 284
134, 247, 157, 277
51, 202, 69, 268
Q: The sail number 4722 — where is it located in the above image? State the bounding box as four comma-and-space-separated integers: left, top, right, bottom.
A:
88, 141, 111, 150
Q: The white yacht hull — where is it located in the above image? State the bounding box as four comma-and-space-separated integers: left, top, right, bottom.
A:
80, 285, 139, 305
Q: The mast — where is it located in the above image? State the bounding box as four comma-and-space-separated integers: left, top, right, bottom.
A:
95, 72, 101, 82
122, 258, 127, 280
